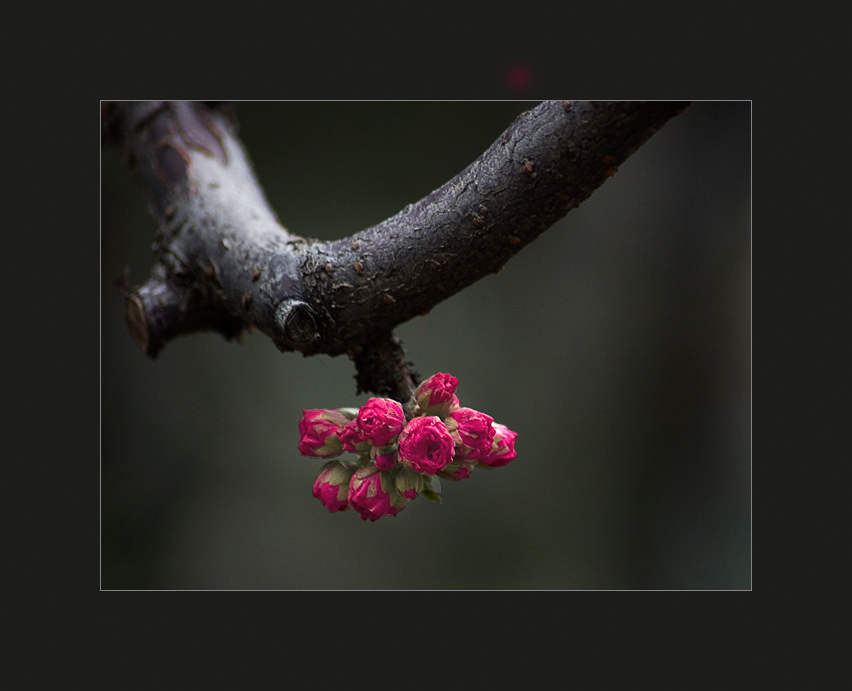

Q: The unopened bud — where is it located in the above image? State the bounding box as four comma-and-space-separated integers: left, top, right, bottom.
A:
477, 423, 518, 467
312, 460, 355, 512
444, 408, 496, 460
395, 466, 425, 498
371, 443, 399, 470
398, 415, 455, 475
339, 420, 371, 456
347, 465, 408, 521
438, 460, 476, 481
412, 372, 460, 418
357, 397, 405, 446
298, 409, 350, 458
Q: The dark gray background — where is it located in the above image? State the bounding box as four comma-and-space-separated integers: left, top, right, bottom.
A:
101, 101, 751, 589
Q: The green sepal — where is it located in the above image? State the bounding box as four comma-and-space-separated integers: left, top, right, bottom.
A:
351, 455, 373, 469
421, 474, 442, 501
421, 487, 442, 503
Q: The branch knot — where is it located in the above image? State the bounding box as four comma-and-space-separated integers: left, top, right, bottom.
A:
275, 298, 318, 347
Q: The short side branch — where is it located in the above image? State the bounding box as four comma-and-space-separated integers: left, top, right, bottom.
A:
106, 101, 313, 356
351, 333, 420, 415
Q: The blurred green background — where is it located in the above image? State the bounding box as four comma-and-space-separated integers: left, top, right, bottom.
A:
101, 101, 751, 590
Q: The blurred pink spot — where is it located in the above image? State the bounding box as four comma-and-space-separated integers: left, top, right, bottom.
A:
506, 64, 533, 92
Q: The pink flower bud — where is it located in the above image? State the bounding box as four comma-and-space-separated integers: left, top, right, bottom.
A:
444, 408, 496, 460
395, 466, 425, 499
347, 465, 407, 521
413, 373, 460, 417
356, 397, 406, 446
312, 460, 355, 512
338, 420, 370, 455
477, 423, 518, 467
438, 460, 475, 481
298, 409, 351, 458
370, 442, 399, 470
398, 415, 455, 475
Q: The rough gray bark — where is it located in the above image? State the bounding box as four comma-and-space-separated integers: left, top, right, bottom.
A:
103, 100, 689, 404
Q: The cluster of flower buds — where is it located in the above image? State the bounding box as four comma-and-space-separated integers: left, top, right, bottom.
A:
298, 373, 518, 521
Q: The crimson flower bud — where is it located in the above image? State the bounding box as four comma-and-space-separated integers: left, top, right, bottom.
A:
444, 408, 496, 460
356, 397, 406, 446
398, 415, 455, 475
338, 420, 371, 456
438, 460, 476, 481
347, 465, 408, 521
312, 460, 355, 512
412, 372, 460, 418
477, 423, 518, 468
371, 443, 399, 470
298, 409, 351, 458
395, 466, 425, 499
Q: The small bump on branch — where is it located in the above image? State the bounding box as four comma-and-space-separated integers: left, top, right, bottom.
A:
275, 298, 320, 348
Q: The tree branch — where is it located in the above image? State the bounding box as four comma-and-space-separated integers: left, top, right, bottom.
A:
104, 100, 689, 397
